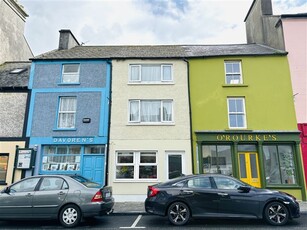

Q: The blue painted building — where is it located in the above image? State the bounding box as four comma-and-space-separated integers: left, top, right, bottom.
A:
26, 30, 111, 185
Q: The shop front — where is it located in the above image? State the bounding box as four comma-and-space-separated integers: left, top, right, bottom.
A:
29, 136, 107, 186
195, 131, 307, 201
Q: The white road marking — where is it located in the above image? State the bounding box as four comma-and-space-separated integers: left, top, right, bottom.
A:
120, 214, 145, 229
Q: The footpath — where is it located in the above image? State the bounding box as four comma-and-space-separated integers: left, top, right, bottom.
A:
113, 201, 307, 214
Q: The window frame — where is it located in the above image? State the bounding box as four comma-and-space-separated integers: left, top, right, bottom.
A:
224, 61, 243, 84
128, 99, 174, 124
56, 96, 77, 129
129, 64, 173, 83
115, 151, 158, 181
61, 64, 80, 84
0, 153, 9, 184
227, 97, 247, 129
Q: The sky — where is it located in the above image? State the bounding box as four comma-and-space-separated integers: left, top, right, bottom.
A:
18, 0, 307, 56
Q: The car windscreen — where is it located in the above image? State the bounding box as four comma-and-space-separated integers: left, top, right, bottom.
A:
69, 175, 101, 188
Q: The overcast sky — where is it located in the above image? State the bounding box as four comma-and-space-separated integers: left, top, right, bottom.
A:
19, 0, 307, 56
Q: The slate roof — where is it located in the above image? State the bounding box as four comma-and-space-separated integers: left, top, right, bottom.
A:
32, 43, 287, 60
0, 61, 31, 88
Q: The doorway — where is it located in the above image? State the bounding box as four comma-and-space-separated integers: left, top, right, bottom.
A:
238, 152, 261, 188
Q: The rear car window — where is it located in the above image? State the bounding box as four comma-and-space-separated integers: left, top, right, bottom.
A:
69, 175, 101, 188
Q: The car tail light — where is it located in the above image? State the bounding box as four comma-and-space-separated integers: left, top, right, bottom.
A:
91, 191, 103, 202
148, 186, 159, 197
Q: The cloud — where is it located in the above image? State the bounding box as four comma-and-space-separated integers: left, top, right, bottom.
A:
18, 0, 306, 56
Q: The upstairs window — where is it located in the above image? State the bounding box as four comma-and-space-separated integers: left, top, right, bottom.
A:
225, 61, 242, 84
62, 64, 80, 83
129, 64, 172, 83
227, 97, 246, 129
57, 97, 77, 129
129, 100, 173, 123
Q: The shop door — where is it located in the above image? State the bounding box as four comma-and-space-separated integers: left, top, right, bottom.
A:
238, 152, 261, 188
82, 155, 105, 186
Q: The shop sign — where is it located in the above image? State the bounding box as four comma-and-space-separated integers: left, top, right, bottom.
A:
52, 137, 94, 144
216, 134, 277, 142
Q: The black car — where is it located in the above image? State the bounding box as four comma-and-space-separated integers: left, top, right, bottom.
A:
145, 174, 300, 226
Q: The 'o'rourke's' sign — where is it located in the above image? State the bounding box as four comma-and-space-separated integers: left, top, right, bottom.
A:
216, 134, 277, 142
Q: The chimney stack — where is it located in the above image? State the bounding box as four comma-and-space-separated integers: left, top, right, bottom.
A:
58, 29, 80, 50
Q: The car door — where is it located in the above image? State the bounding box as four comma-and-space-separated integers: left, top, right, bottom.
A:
31, 177, 68, 217
179, 176, 219, 217
0, 177, 41, 218
212, 176, 260, 217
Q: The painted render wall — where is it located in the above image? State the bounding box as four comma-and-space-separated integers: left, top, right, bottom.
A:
108, 59, 192, 201
189, 55, 297, 132
282, 19, 307, 123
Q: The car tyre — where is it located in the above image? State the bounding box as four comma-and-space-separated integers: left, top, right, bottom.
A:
264, 201, 289, 226
167, 201, 190, 226
59, 204, 82, 228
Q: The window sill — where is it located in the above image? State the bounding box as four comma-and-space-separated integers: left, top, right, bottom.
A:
57, 83, 80, 86
0, 182, 7, 185
224, 128, 250, 131
222, 84, 248, 87
127, 123, 175, 126
128, 82, 174, 85
53, 128, 77, 131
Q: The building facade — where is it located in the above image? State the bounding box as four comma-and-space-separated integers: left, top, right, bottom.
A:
26, 31, 111, 185
109, 58, 192, 201
0, 61, 31, 188
245, 0, 307, 185
0, 0, 33, 64
188, 44, 306, 200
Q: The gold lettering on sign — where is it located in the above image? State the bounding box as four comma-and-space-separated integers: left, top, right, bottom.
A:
215, 134, 278, 141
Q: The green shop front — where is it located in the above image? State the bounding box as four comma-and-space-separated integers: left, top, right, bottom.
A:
194, 131, 307, 201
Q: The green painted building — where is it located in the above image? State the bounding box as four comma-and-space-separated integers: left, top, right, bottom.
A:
187, 44, 306, 200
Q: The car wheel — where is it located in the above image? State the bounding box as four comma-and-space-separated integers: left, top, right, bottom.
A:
264, 202, 289, 226
167, 201, 190, 226
59, 204, 81, 228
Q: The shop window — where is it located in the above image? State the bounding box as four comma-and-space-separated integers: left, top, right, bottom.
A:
61, 64, 80, 83
263, 145, 296, 185
85, 145, 105, 154
129, 64, 173, 83
116, 151, 157, 180
57, 96, 77, 129
224, 61, 242, 84
202, 145, 232, 176
41, 145, 81, 172
0, 154, 9, 184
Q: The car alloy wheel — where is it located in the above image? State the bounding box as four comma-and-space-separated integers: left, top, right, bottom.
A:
167, 201, 190, 226
264, 202, 289, 226
59, 204, 81, 228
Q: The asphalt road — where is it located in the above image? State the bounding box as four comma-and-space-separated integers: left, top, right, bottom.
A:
0, 212, 306, 229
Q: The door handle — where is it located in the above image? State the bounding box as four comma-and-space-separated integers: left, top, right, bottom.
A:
26, 193, 33, 197
181, 190, 194, 195
58, 191, 65, 195
218, 192, 228, 197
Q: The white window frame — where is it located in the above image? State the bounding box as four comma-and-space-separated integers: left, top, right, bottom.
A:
166, 151, 185, 180
224, 61, 242, 84
129, 64, 173, 83
128, 99, 174, 124
61, 64, 80, 84
57, 96, 77, 129
227, 97, 247, 129
115, 151, 158, 181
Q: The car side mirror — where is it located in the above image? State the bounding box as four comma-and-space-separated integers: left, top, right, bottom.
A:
3, 187, 10, 194
238, 185, 251, 193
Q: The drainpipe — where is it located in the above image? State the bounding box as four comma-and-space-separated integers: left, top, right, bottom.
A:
105, 60, 112, 186
183, 58, 195, 173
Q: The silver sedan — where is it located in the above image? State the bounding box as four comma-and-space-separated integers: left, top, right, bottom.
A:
0, 174, 114, 228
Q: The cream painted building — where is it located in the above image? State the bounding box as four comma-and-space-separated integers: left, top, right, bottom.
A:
109, 59, 192, 201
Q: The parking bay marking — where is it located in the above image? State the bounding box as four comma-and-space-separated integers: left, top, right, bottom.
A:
120, 215, 145, 229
